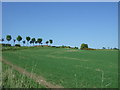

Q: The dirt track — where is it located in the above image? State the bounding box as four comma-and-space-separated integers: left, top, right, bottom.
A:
1, 59, 63, 88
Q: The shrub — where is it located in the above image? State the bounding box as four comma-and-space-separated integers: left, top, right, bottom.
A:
102, 47, 106, 49
74, 47, 78, 49
2, 44, 6, 47
15, 44, 21, 47
6, 44, 11, 47
61, 45, 65, 48
52, 46, 55, 47
60, 45, 71, 48
113, 48, 118, 50
80, 43, 88, 50
1, 44, 11, 47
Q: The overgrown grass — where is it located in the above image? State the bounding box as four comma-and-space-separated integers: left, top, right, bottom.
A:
2, 62, 45, 88
2, 47, 118, 88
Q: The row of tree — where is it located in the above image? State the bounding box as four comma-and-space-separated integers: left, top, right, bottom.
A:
102, 47, 118, 50
1, 35, 53, 46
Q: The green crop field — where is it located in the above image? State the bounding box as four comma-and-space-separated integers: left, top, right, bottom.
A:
2, 47, 118, 88
2, 62, 45, 88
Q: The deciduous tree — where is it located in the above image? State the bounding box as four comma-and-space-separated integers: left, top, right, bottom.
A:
31, 38, 36, 46
37, 38, 42, 45
26, 36, 31, 46
49, 39, 53, 46
80, 43, 88, 50
17, 35, 22, 44
23, 40, 25, 46
46, 41, 49, 45
6, 35, 12, 44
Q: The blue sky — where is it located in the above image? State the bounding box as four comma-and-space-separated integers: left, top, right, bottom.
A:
2, 2, 118, 49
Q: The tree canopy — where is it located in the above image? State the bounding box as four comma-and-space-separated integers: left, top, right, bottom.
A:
46, 41, 49, 45
26, 37, 31, 42
17, 35, 22, 42
37, 38, 42, 45
49, 39, 53, 44
80, 43, 88, 50
6, 35, 12, 42
31, 38, 36, 45
22, 40, 25, 46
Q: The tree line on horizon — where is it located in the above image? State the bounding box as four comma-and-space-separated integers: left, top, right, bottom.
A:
0, 35, 118, 50
1, 35, 53, 47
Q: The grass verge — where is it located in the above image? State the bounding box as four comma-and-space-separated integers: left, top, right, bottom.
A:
2, 62, 45, 88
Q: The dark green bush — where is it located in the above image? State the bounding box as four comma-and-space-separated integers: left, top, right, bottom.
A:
113, 48, 118, 50
61, 45, 65, 48
2, 44, 11, 47
6, 44, 11, 47
15, 44, 21, 47
52, 46, 56, 47
2, 44, 6, 47
74, 47, 78, 49
60, 45, 71, 48
80, 43, 88, 50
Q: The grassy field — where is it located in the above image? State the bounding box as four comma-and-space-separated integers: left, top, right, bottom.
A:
2, 61, 45, 88
2, 47, 118, 88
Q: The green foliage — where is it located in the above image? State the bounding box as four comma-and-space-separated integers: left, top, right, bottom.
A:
2, 44, 6, 47
31, 38, 36, 45
6, 44, 11, 47
4, 35, 55, 47
17, 35, 22, 42
49, 39, 53, 44
52, 46, 60, 48
102, 47, 106, 49
46, 41, 49, 45
31, 38, 36, 43
2, 44, 11, 47
2, 38, 4, 42
37, 38, 42, 45
13, 39, 16, 42
74, 47, 78, 49
26, 36, 31, 46
13, 39, 16, 44
80, 43, 88, 50
113, 48, 118, 50
61, 45, 65, 48
23, 41, 25, 44
30, 41, 33, 44
59, 45, 71, 48
35, 41, 38, 44
26, 36, 31, 42
6, 35, 12, 42
15, 44, 21, 47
